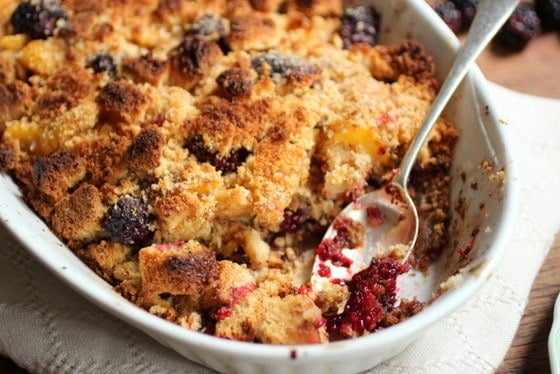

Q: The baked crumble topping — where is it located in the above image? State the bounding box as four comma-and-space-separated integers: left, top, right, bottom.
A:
0, 0, 458, 344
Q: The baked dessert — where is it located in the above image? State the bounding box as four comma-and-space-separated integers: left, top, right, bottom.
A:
0, 0, 458, 343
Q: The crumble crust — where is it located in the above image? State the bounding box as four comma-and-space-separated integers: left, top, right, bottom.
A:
0, 0, 458, 344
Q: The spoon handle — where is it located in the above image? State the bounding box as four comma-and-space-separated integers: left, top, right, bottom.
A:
395, 0, 519, 187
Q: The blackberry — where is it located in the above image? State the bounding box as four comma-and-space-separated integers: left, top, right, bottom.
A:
188, 14, 226, 40
279, 208, 309, 233
188, 13, 229, 53
184, 135, 215, 163
432, 2, 462, 34
87, 54, 117, 78
213, 148, 250, 174
339, 6, 380, 49
452, 0, 479, 27
497, 3, 541, 50
184, 135, 250, 174
535, 0, 560, 29
10, 0, 68, 40
103, 195, 152, 246
251, 53, 317, 82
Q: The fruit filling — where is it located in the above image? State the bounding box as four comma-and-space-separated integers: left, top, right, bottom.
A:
326, 255, 410, 340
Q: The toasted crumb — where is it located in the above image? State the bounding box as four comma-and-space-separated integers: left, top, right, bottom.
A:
51, 184, 104, 242
139, 241, 218, 296
32, 151, 86, 199
126, 126, 165, 173
96, 80, 148, 124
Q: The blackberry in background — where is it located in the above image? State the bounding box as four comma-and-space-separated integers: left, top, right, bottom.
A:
496, 3, 542, 51
452, 0, 479, 28
339, 6, 381, 49
535, 0, 560, 30
103, 195, 153, 246
10, 0, 68, 40
432, 2, 462, 34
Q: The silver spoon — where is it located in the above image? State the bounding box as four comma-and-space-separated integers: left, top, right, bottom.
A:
311, 0, 519, 288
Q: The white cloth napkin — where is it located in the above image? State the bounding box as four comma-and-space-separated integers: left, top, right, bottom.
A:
1, 83, 560, 374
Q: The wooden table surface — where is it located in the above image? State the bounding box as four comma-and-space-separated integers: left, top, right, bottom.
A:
1, 29, 560, 374
481, 32, 560, 374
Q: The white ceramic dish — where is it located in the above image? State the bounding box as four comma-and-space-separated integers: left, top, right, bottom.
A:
0, 0, 518, 372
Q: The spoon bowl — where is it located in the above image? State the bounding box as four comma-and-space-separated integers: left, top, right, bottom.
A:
311, 0, 520, 288
311, 183, 417, 289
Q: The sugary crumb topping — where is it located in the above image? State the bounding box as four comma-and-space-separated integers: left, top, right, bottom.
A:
0, 0, 458, 344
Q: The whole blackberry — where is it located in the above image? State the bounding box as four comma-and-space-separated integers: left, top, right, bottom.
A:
339, 6, 380, 49
432, 2, 462, 34
10, 0, 68, 40
87, 54, 117, 78
103, 196, 152, 246
452, 0, 479, 27
497, 3, 541, 50
535, 0, 560, 29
